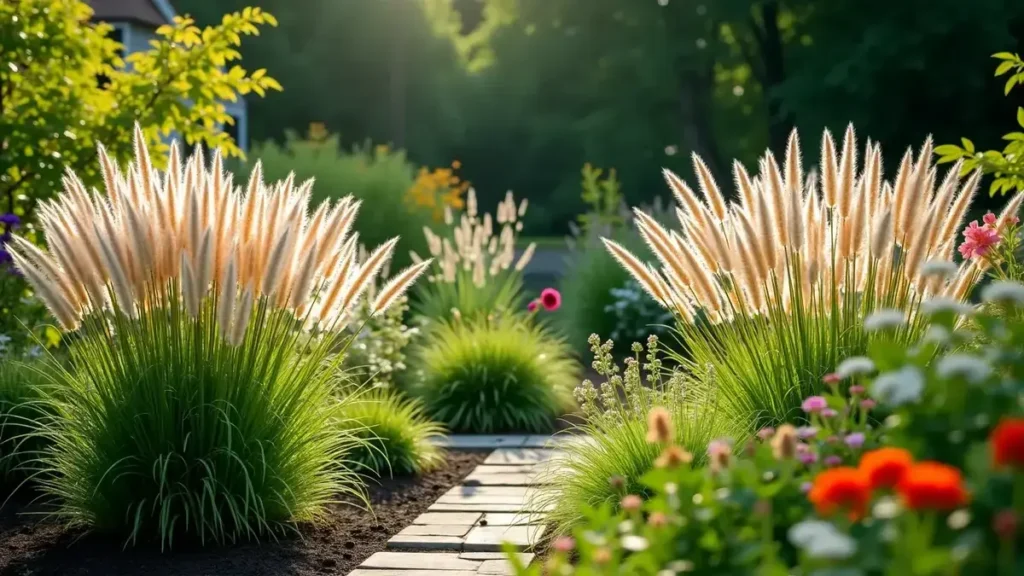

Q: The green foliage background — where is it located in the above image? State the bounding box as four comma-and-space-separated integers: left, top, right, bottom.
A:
173, 0, 1024, 235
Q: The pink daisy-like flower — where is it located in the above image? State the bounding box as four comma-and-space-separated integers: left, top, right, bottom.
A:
984, 212, 997, 226
540, 288, 562, 311
802, 396, 828, 413
527, 300, 538, 312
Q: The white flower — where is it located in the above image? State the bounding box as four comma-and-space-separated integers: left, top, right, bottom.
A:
788, 520, 856, 559
872, 496, 901, 519
864, 309, 906, 332
935, 353, 992, 383
872, 366, 925, 406
981, 281, 1024, 306
622, 535, 649, 551
921, 260, 959, 279
921, 297, 975, 317
836, 356, 875, 379
947, 509, 971, 530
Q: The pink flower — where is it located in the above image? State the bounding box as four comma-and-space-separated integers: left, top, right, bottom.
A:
527, 300, 538, 312
552, 536, 576, 553
984, 212, 998, 226
540, 288, 562, 311
824, 455, 843, 467
822, 373, 841, 385
821, 408, 839, 418
959, 220, 1000, 259
757, 427, 776, 441
849, 385, 865, 396
860, 399, 877, 411
799, 451, 819, 465
621, 494, 643, 512
802, 396, 828, 413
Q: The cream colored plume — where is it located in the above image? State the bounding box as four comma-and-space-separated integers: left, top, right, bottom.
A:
413, 188, 535, 287
609, 126, 984, 324
11, 124, 429, 337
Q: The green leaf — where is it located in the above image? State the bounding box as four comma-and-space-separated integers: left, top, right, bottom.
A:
995, 60, 1015, 76
1006, 74, 1019, 96
993, 52, 1017, 60
961, 138, 975, 153
1018, 107, 1024, 129
933, 144, 965, 158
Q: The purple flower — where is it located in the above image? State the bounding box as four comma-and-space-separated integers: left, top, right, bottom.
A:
820, 408, 839, 418
825, 435, 840, 444
797, 426, 818, 440
844, 433, 865, 449
824, 455, 843, 467
801, 396, 828, 413
0, 213, 20, 227
800, 481, 813, 493
798, 451, 818, 465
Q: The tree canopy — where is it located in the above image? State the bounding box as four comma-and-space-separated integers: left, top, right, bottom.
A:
172, 0, 1024, 234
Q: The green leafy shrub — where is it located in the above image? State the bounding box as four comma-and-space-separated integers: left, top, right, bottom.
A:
1, 0, 281, 218
8, 132, 429, 547
514, 289, 1024, 575
605, 128, 986, 432
343, 291, 418, 389
936, 52, 1024, 195
251, 128, 432, 268
412, 189, 534, 322
338, 388, 445, 477
409, 315, 577, 433
536, 335, 728, 536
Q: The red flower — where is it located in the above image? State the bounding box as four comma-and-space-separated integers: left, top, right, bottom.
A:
527, 300, 538, 312
540, 287, 561, 311
991, 418, 1024, 469
859, 447, 913, 490
808, 467, 871, 520
897, 462, 970, 511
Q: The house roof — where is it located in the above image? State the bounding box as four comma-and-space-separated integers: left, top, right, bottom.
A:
87, 0, 177, 28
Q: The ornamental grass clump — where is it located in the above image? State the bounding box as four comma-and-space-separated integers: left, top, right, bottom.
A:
7, 126, 430, 547
409, 314, 577, 433
605, 127, 994, 429
411, 189, 535, 321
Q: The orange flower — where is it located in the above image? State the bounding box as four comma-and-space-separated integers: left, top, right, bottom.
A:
859, 447, 913, 490
991, 418, 1024, 469
808, 467, 871, 520
896, 462, 970, 511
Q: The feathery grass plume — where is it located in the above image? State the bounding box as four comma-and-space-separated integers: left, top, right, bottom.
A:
7, 124, 430, 548
411, 189, 534, 321
604, 127, 981, 430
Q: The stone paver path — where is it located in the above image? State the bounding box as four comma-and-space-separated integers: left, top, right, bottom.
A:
349, 438, 572, 575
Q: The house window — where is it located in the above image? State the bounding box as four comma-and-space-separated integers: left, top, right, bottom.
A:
97, 26, 126, 89
224, 116, 241, 148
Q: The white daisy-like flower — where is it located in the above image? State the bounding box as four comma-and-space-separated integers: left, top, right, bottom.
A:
935, 353, 992, 383
921, 260, 960, 279
981, 281, 1024, 306
622, 535, 649, 552
921, 297, 975, 317
864, 309, 906, 332
872, 366, 925, 406
872, 496, 901, 519
836, 356, 875, 379
788, 520, 856, 559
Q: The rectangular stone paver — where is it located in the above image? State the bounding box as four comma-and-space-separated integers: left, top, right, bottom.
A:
461, 552, 535, 563
466, 465, 537, 474
431, 435, 529, 449
464, 525, 546, 552
445, 486, 531, 497
360, 552, 480, 571
484, 448, 559, 465
349, 571, 478, 576
398, 524, 473, 537
478, 512, 536, 526
413, 512, 482, 526
346, 565, 477, 569
479, 559, 522, 575
427, 502, 552, 513
387, 534, 464, 550
463, 472, 541, 486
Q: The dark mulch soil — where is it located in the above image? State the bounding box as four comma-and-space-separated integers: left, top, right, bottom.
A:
0, 450, 488, 576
